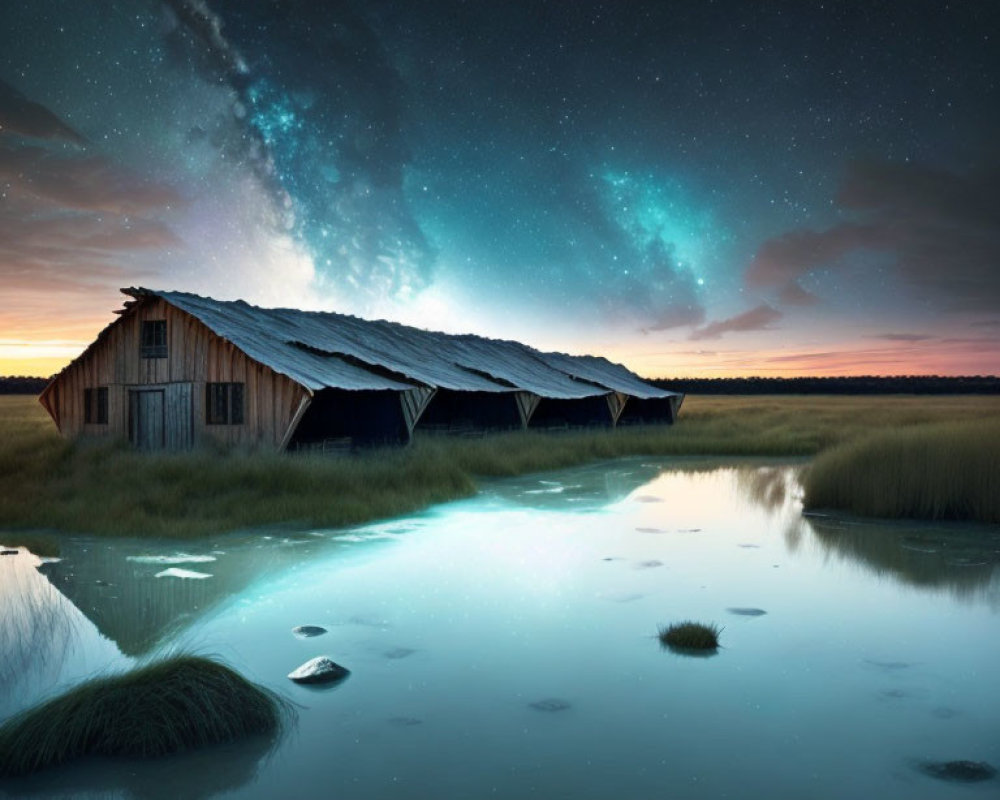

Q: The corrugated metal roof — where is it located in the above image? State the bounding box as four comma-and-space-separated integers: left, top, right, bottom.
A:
533, 352, 670, 400
130, 288, 678, 402
151, 292, 416, 392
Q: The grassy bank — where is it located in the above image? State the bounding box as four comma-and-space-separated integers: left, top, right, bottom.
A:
0, 655, 285, 777
803, 420, 1000, 523
2, 395, 999, 537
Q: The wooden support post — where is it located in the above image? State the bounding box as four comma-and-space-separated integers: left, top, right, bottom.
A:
515, 391, 540, 428
279, 392, 313, 451
400, 387, 437, 435
605, 392, 628, 426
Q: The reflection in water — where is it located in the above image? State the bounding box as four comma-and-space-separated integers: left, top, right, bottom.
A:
783, 516, 805, 553
1, 732, 279, 800
495, 459, 1000, 607
0, 551, 285, 800
3, 459, 999, 800
491, 458, 808, 515
0, 550, 74, 687
40, 546, 224, 657
735, 465, 794, 513
0, 548, 122, 720
38, 531, 394, 657
805, 515, 1000, 607
726, 463, 1000, 606
482, 459, 668, 510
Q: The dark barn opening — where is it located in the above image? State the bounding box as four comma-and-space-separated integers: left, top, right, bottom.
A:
415, 389, 522, 433
617, 396, 677, 426
529, 395, 613, 429
289, 389, 409, 449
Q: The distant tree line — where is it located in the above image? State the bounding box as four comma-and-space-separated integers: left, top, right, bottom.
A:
0, 376, 50, 394
3, 374, 999, 396
648, 376, 1000, 394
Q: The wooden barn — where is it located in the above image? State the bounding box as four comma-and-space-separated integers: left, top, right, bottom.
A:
39, 288, 684, 451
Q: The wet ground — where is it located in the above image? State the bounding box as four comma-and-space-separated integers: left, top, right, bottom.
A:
2, 458, 998, 799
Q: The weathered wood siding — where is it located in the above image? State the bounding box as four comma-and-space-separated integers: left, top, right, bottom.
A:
41, 297, 310, 450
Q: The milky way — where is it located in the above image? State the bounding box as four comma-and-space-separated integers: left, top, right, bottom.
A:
1, 1, 998, 375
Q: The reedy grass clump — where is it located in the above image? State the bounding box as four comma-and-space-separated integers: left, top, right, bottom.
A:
658, 621, 722, 651
0, 655, 287, 777
2, 394, 999, 537
803, 420, 1000, 523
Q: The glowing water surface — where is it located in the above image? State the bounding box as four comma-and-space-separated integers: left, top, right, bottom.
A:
2, 459, 998, 799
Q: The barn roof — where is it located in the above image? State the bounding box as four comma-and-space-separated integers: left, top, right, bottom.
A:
125, 288, 678, 402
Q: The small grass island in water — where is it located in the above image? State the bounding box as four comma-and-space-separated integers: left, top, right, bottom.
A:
658, 621, 722, 652
0, 655, 286, 777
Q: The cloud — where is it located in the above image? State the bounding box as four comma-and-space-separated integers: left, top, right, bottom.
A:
643, 302, 706, 331
690, 304, 782, 340
730, 338, 1000, 375
747, 160, 1000, 312
0, 140, 180, 292
777, 280, 821, 306
0, 144, 182, 214
0, 81, 184, 346
938, 336, 1000, 345
748, 223, 885, 287
0, 197, 165, 292
871, 333, 934, 342
0, 79, 87, 145
2, 212, 179, 252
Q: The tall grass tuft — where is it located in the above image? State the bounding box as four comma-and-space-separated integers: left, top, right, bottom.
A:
0, 655, 287, 777
803, 420, 1000, 523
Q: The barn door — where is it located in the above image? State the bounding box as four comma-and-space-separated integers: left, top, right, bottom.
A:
129, 389, 165, 450
164, 383, 194, 449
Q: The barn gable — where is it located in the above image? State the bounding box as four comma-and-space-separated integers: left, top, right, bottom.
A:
39, 294, 311, 450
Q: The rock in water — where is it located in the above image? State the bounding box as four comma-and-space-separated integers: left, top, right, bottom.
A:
154, 568, 212, 580
287, 656, 349, 685
529, 698, 571, 712
292, 625, 328, 638
918, 760, 997, 783
727, 607, 767, 617
388, 716, 423, 726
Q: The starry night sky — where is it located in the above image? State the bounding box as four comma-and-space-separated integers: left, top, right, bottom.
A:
1, 1, 998, 377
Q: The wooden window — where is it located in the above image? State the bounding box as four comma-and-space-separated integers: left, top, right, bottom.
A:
206, 382, 244, 425
140, 320, 167, 358
84, 387, 108, 424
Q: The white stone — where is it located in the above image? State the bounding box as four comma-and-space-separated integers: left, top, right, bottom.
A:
287, 656, 349, 684
154, 567, 212, 579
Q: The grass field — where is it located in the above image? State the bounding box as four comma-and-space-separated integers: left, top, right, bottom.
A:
1, 393, 999, 538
